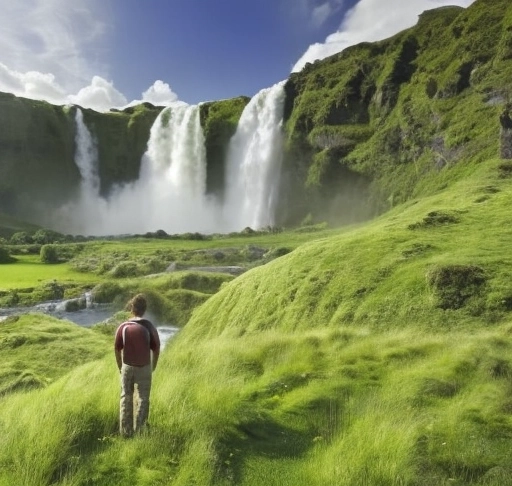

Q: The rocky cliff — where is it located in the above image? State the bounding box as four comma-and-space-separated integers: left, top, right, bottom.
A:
280, 0, 512, 225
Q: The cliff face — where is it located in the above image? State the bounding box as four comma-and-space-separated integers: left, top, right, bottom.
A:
0, 93, 76, 216
0, 0, 511, 233
280, 0, 512, 226
0, 96, 162, 223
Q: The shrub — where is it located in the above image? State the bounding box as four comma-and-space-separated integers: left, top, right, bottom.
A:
108, 261, 141, 278
264, 247, 292, 261
0, 246, 14, 263
92, 282, 123, 303
32, 229, 64, 244
40, 244, 59, 263
10, 232, 33, 245
38, 281, 65, 300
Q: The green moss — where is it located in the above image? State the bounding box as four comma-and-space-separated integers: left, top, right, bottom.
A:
0, 93, 77, 218
200, 96, 249, 195
80, 104, 162, 195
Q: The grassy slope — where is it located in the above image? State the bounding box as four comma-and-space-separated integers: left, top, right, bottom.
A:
0, 157, 511, 485
0, 314, 110, 396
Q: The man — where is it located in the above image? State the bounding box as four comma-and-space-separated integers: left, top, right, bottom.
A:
114, 293, 160, 437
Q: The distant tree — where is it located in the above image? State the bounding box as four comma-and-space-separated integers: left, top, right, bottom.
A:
10, 231, 33, 245
32, 229, 63, 245
155, 229, 168, 238
40, 244, 59, 263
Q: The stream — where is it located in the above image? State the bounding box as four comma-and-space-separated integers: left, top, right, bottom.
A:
0, 294, 179, 348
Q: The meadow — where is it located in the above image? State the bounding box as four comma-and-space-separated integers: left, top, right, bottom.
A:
1, 156, 512, 485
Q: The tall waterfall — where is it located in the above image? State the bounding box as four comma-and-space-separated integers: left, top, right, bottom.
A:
123, 103, 219, 234
223, 81, 286, 231
51, 86, 286, 236
74, 108, 100, 199
72, 103, 219, 235
50, 108, 104, 234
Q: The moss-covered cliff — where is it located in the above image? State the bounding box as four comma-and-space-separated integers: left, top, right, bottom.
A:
199, 96, 250, 196
0, 97, 162, 224
0, 93, 76, 216
280, 0, 512, 226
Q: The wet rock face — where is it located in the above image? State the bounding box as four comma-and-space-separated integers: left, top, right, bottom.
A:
500, 128, 512, 159
500, 108, 512, 159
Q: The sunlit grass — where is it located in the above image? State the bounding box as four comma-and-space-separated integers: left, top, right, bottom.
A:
2, 156, 512, 485
0, 255, 100, 290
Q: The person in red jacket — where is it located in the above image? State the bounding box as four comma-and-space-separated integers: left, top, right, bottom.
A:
114, 293, 160, 437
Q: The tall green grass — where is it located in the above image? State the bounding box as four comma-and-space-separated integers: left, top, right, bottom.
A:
1, 158, 512, 485
1, 324, 512, 485
0, 314, 110, 396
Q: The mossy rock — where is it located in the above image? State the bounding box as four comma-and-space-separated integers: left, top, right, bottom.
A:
408, 210, 461, 229
426, 264, 486, 309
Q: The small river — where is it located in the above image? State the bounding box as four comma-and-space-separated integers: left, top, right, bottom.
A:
0, 296, 179, 348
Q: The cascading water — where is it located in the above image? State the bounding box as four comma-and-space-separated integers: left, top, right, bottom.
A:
70, 102, 220, 236
223, 81, 286, 232
74, 108, 100, 199
104, 103, 220, 235
139, 104, 209, 204
52, 88, 287, 236
49, 107, 105, 234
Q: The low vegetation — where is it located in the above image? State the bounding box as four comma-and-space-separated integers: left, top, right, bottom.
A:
1, 155, 512, 485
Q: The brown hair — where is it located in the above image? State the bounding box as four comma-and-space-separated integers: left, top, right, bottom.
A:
128, 293, 147, 317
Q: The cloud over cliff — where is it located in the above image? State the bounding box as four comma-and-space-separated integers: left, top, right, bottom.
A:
0, 0, 476, 111
292, 0, 475, 72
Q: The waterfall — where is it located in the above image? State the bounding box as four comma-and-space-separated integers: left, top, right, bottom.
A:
95, 103, 220, 235
51, 88, 287, 236
49, 108, 103, 234
223, 81, 286, 232
141, 104, 207, 198
74, 108, 100, 198
129, 103, 218, 233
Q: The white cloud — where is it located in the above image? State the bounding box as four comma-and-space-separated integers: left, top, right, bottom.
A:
0, 62, 67, 104
0, 0, 108, 92
68, 76, 128, 112
0, 0, 182, 112
312, 3, 333, 28
292, 0, 476, 72
142, 80, 179, 105
284, 0, 345, 29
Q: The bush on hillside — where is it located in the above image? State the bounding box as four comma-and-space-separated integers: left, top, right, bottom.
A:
264, 247, 292, 261
91, 282, 123, 304
35, 281, 65, 301
32, 229, 64, 244
0, 246, 14, 263
108, 261, 141, 278
9, 232, 33, 245
40, 244, 59, 263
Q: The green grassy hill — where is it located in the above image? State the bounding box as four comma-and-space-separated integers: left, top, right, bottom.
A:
1, 155, 511, 485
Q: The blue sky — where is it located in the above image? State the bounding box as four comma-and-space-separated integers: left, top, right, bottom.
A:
0, 0, 475, 111
106, 0, 359, 104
